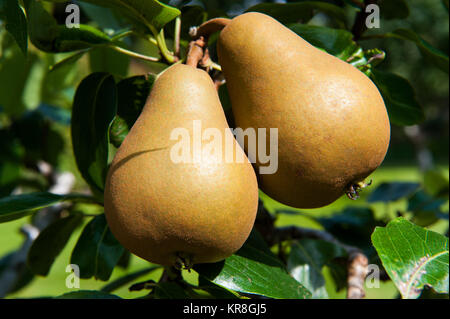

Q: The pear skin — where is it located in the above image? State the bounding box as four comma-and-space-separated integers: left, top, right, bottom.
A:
217, 12, 391, 208
104, 64, 258, 266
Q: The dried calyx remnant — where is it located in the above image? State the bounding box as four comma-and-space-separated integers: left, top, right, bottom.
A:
346, 180, 373, 200
174, 252, 194, 271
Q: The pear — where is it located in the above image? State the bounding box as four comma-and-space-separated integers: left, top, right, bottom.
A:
217, 12, 391, 208
104, 64, 258, 267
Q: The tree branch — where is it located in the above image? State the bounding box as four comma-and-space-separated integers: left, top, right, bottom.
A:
351, 0, 378, 40
0, 162, 76, 297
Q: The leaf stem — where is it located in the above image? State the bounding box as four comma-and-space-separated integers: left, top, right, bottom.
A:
174, 16, 181, 57
111, 30, 134, 42
109, 45, 160, 62
151, 26, 178, 63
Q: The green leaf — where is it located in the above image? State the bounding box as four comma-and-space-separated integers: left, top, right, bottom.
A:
195, 232, 312, 299
288, 239, 346, 298
23, 0, 111, 53
0, 192, 64, 223
49, 50, 89, 73
0, 0, 28, 55
27, 214, 83, 276
289, 24, 358, 60
385, 29, 449, 73
100, 266, 160, 293
46, 0, 180, 32
367, 182, 421, 203
109, 75, 155, 147
71, 72, 117, 195
246, 2, 348, 27
379, 0, 409, 20
0, 192, 96, 223
197, 277, 239, 299
71, 214, 125, 281
372, 218, 449, 298
371, 70, 425, 126
56, 290, 121, 299
288, 24, 385, 76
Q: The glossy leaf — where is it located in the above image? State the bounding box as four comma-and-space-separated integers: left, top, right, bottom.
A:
197, 277, 239, 299
71, 73, 117, 195
0, 192, 64, 223
23, 0, 110, 53
46, 0, 180, 32
367, 182, 421, 203
71, 214, 125, 281
246, 2, 347, 27
57, 290, 121, 299
27, 214, 83, 276
372, 218, 449, 298
371, 70, 425, 126
288, 239, 346, 298
0, 0, 28, 55
195, 232, 312, 299
109, 75, 155, 147
0, 192, 96, 223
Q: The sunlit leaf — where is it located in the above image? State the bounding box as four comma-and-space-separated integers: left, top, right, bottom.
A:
372, 218, 449, 299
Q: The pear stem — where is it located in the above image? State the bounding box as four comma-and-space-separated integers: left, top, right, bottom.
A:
186, 36, 207, 68
190, 18, 231, 39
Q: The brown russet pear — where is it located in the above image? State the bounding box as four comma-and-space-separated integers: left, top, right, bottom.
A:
104, 64, 258, 266
217, 12, 391, 208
